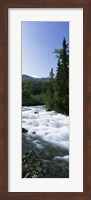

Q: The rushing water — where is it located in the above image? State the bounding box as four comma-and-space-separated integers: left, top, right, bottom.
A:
22, 105, 69, 178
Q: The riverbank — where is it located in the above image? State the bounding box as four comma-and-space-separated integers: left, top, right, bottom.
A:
22, 147, 69, 178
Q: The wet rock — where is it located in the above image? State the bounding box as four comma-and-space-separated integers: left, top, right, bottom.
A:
46, 109, 51, 111
32, 131, 36, 134
34, 111, 39, 114
22, 128, 28, 133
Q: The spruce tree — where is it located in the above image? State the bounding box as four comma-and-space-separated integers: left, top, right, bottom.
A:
45, 68, 55, 110
50, 67, 55, 79
54, 38, 69, 115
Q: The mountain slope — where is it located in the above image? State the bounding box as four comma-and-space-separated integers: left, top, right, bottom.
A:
22, 74, 49, 82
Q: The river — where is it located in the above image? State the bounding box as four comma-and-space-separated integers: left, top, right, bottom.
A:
22, 105, 69, 178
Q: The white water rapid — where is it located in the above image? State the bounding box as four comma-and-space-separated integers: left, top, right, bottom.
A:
22, 105, 69, 178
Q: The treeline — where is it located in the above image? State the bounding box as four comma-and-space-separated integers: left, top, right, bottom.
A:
22, 38, 69, 115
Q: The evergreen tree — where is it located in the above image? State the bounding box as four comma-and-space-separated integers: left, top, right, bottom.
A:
54, 38, 69, 115
45, 68, 55, 110
50, 67, 55, 79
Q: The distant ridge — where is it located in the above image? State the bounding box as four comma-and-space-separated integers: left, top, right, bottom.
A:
22, 74, 49, 82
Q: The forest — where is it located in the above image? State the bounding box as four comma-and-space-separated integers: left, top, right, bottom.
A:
22, 38, 69, 115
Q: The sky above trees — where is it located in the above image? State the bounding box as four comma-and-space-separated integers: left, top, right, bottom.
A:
22, 22, 69, 78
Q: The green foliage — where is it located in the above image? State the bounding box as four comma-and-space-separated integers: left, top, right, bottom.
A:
45, 38, 69, 115
22, 150, 48, 178
54, 38, 69, 115
44, 68, 55, 110
22, 79, 48, 106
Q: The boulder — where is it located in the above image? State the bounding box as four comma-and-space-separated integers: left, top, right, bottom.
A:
34, 111, 39, 114
22, 128, 28, 133
46, 109, 51, 111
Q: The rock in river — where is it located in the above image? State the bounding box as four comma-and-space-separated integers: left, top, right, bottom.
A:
34, 111, 39, 114
22, 128, 28, 133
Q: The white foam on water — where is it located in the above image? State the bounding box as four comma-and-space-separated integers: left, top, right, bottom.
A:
53, 155, 69, 161
22, 105, 69, 150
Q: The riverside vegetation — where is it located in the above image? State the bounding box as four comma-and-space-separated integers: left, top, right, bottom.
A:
22, 38, 69, 178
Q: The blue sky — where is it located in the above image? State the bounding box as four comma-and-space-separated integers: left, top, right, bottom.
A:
22, 22, 69, 78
